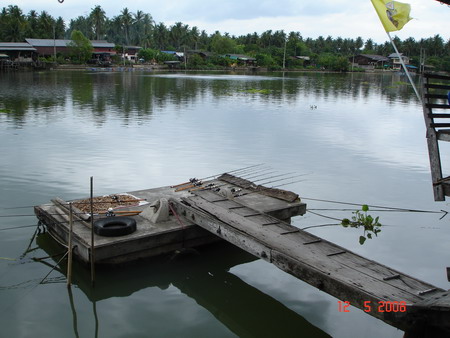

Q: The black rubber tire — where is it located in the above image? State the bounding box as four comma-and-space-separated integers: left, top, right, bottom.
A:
93, 216, 137, 237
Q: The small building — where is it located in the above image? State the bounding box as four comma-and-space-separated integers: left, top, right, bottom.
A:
350, 54, 390, 70
291, 56, 311, 66
25, 38, 116, 59
388, 52, 410, 70
122, 46, 142, 63
161, 50, 185, 62
0, 42, 36, 63
188, 50, 213, 60
224, 54, 257, 66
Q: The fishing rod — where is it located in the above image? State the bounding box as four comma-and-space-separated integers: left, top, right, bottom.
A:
189, 171, 290, 192
237, 166, 274, 177
173, 164, 273, 192
241, 170, 278, 180
170, 163, 265, 188
252, 172, 297, 183
191, 173, 308, 195
257, 173, 311, 186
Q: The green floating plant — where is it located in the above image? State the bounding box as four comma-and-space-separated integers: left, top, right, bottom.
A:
242, 88, 271, 94
341, 205, 382, 245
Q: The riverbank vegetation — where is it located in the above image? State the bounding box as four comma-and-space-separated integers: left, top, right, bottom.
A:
1, 5, 449, 71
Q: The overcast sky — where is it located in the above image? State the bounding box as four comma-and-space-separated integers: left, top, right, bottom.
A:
8, 1, 450, 43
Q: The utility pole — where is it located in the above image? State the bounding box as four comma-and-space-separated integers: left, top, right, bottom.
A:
53, 24, 56, 62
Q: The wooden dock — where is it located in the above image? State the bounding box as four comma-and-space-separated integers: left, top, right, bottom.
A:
422, 72, 450, 200
170, 186, 450, 334
34, 175, 305, 265
34, 173, 450, 334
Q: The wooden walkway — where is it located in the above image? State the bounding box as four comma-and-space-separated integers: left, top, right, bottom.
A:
170, 187, 450, 333
422, 73, 450, 200
34, 177, 306, 265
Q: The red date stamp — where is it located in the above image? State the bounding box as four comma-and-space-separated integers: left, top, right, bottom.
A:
338, 300, 407, 313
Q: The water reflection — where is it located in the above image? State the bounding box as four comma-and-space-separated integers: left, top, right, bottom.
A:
36, 234, 330, 338
0, 71, 420, 128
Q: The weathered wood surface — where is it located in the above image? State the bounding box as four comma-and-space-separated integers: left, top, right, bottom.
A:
170, 189, 450, 331
218, 173, 300, 203
34, 179, 306, 264
421, 73, 450, 200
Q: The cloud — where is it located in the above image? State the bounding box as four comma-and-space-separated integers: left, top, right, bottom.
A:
8, 0, 450, 43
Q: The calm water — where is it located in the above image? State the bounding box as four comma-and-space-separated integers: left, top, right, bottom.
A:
1, 70, 449, 338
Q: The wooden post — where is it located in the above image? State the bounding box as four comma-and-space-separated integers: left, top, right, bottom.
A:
90, 176, 95, 286
67, 202, 74, 288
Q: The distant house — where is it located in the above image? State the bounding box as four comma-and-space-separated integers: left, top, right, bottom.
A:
350, 54, 390, 69
0, 42, 36, 63
25, 38, 116, 58
292, 55, 311, 66
161, 50, 185, 61
121, 45, 142, 63
388, 52, 410, 70
188, 50, 213, 60
224, 54, 256, 66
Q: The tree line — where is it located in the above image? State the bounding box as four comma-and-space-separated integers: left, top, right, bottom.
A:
1, 5, 449, 71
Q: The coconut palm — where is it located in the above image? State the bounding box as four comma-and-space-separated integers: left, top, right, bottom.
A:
119, 8, 134, 46
89, 5, 106, 40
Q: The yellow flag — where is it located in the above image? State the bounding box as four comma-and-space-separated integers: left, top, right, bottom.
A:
371, 0, 412, 32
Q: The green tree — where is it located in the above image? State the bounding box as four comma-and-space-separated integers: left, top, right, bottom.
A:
68, 30, 93, 63
2, 5, 27, 41
89, 5, 106, 40
119, 8, 134, 46
210, 32, 238, 54
153, 22, 169, 50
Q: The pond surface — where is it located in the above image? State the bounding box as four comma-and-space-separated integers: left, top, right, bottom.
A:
1, 70, 449, 338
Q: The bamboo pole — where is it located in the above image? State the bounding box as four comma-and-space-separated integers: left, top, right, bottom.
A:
90, 177, 95, 286
67, 202, 74, 288
387, 32, 421, 103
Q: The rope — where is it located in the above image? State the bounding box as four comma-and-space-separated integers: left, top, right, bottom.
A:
40, 251, 69, 284
302, 197, 446, 215
168, 202, 186, 248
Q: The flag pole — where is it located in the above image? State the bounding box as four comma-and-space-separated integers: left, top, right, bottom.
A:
386, 32, 422, 103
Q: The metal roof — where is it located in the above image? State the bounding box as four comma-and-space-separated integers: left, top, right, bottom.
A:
358, 54, 390, 62
26, 38, 115, 48
0, 42, 36, 51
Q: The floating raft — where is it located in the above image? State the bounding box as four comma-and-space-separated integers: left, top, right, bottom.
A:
34, 175, 306, 265
34, 173, 450, 333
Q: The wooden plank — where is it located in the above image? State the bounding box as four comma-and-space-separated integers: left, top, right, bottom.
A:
218, 173, 300, 203
429, 113, 450, 118
427, 105, 450, 110
431, 123, 450, 128
424, 73, 450, 81
422, 77, 445, 201
177, 195, 440, 300
425, 94, 449, 100
171, 195, 450, 331
437, 130, 450, 142
425, 84, 450, 90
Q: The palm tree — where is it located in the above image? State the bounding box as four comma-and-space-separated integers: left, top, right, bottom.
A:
4, 5, 26, 42
140, 13, 154, 48
25, 10, 39, 38
89, 5, 106, 40
119, 8, 134, 46
170, 22, 188, 50
153, 22, 169, 50
54, 17, 66, 39
190, 26, 200, 50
